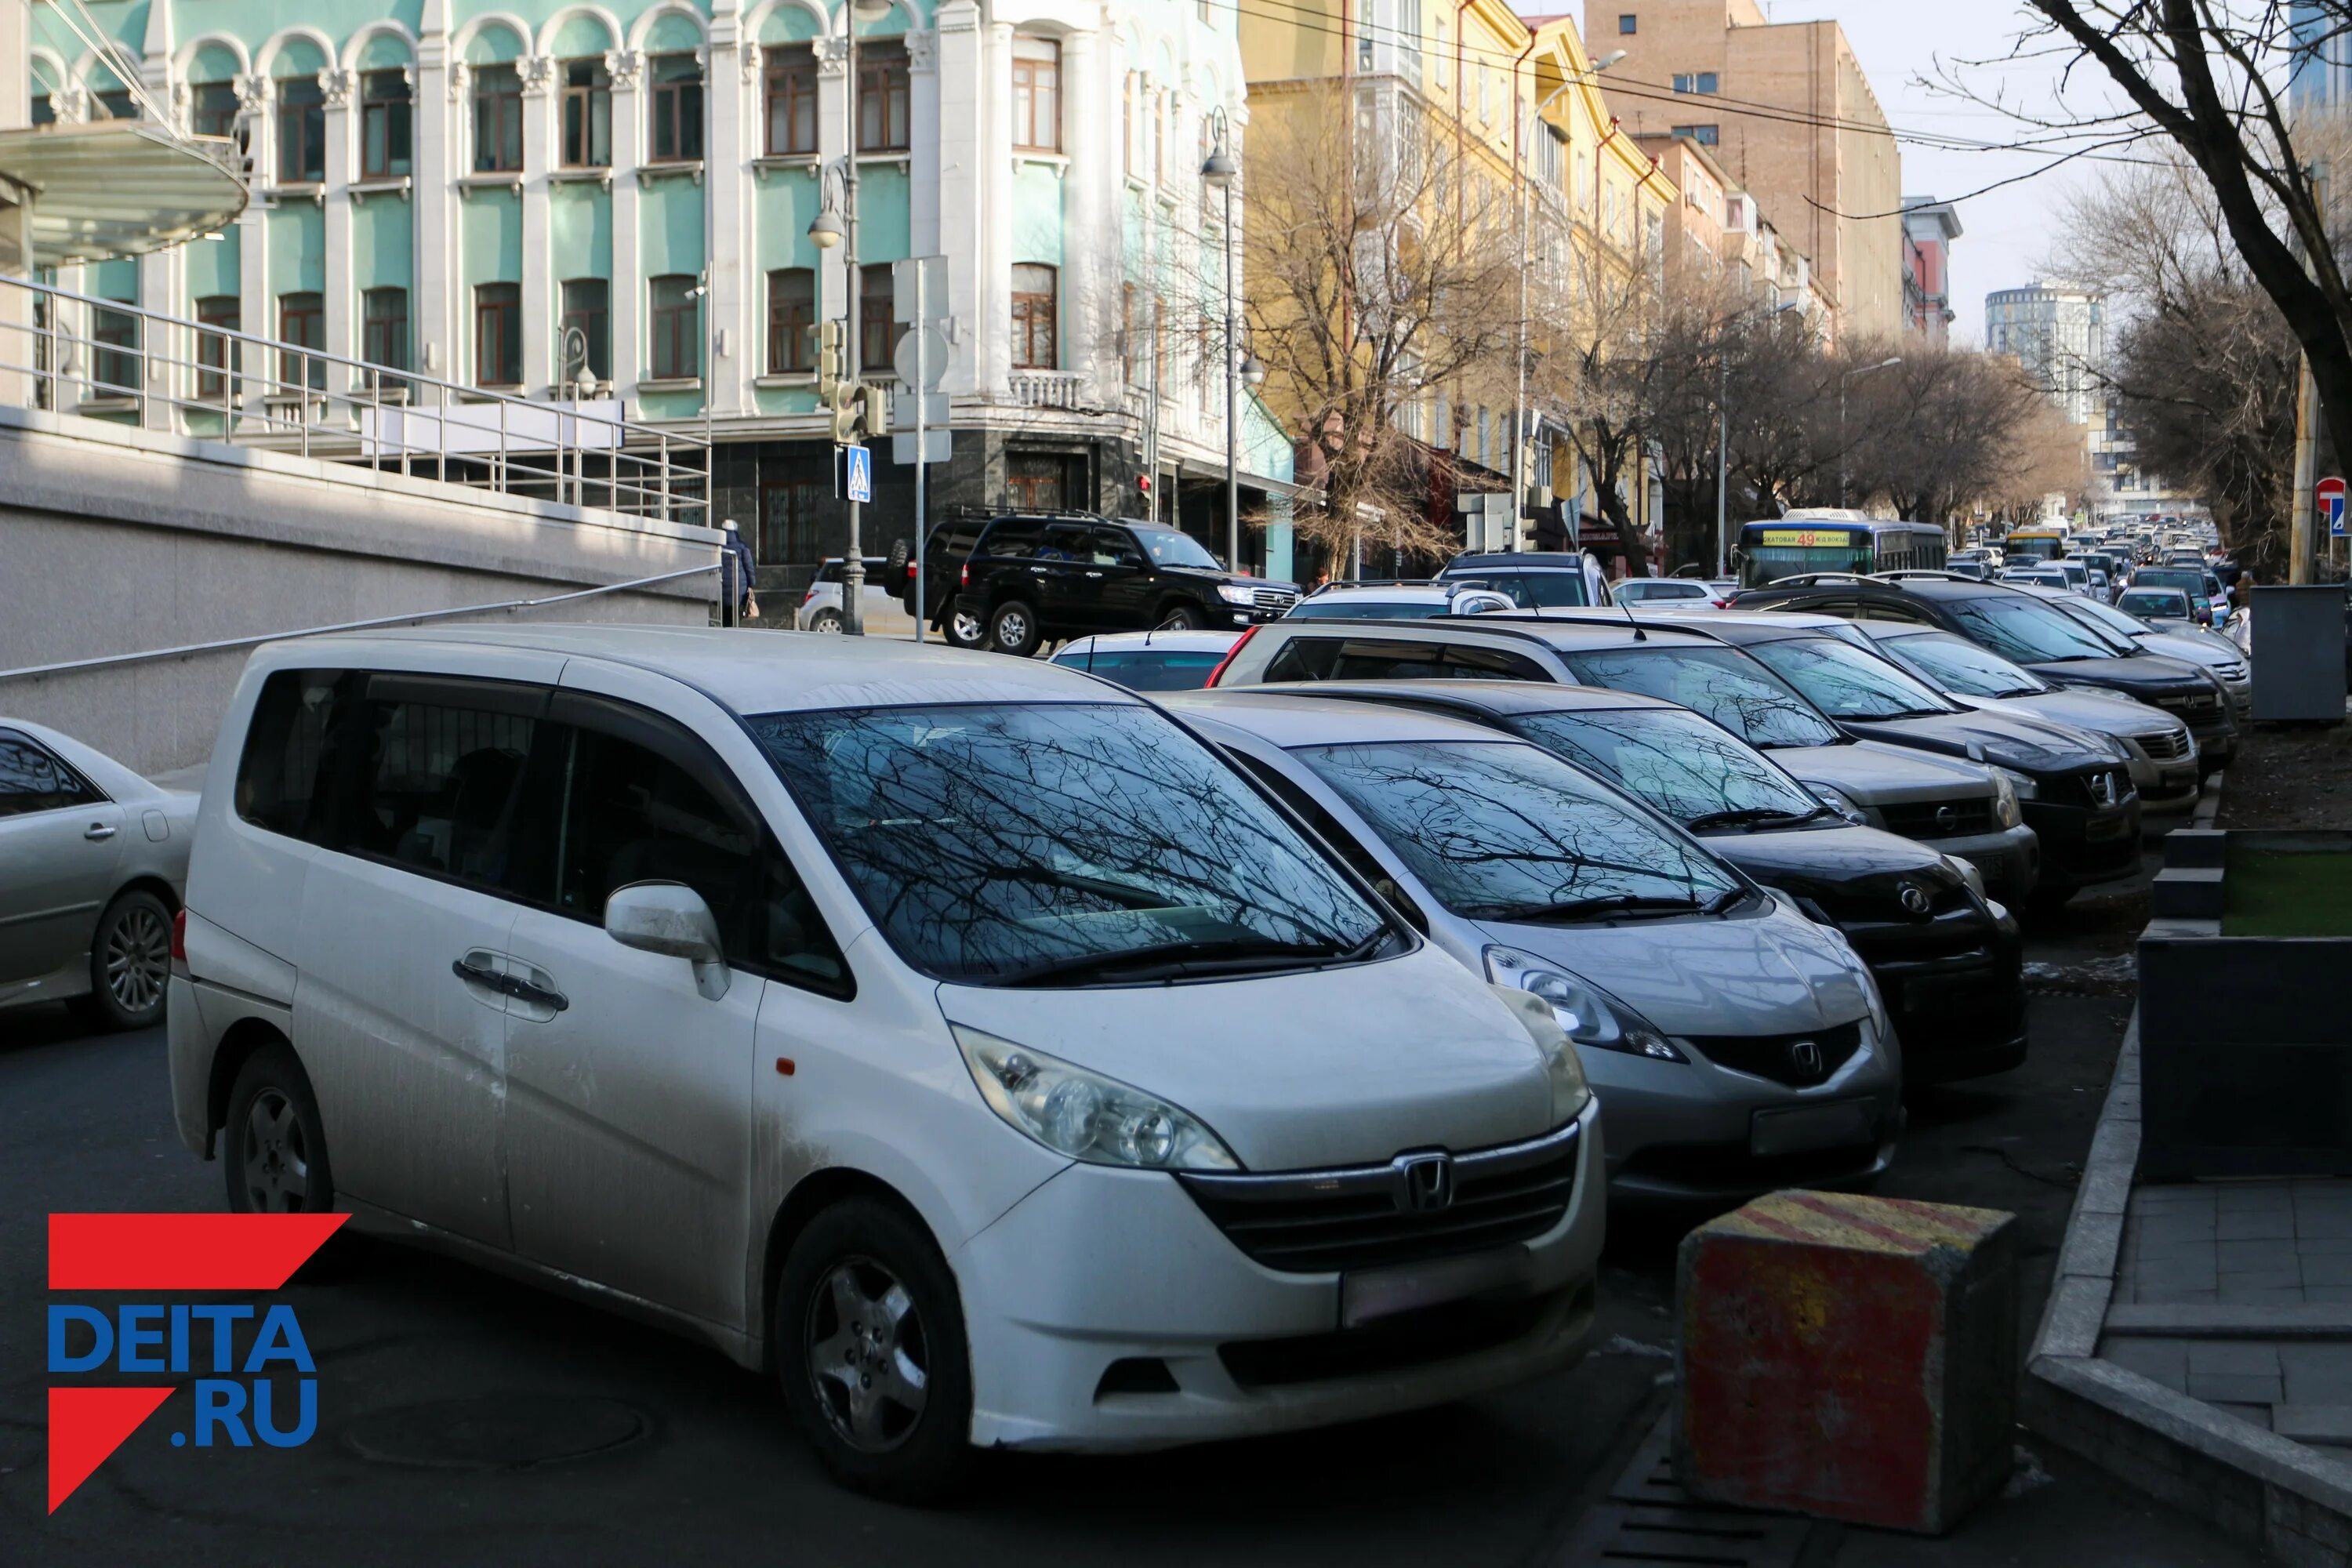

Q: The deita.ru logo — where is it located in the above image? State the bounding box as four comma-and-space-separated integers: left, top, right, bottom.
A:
44, 1212, 345, 1512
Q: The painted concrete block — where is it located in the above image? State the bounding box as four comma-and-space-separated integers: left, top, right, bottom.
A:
1675, 1189, 2019, 1534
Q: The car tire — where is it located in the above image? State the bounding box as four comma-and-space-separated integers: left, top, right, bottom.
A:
1156, 603, 1206, 631
946, 604, 993, 651
988, 600, 1044, 658
223, 1044, 336, 1216
775, 1197, 974, 1505
87, 887, 171, 1032
807, 608, 845, 634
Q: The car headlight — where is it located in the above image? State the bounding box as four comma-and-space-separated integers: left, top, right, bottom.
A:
952, 1025, 1239, 1171
1994, 766, 2042, 802
1811, 783, 1871, 826
1487, 984, 1594, 1125
1989, 769, 2023, 828
1483, 946, 1686, 1062
1215, 583, 1257, 605
1940, 853, 1985, 900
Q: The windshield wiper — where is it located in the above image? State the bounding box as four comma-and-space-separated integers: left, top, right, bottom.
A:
993, 932, 1378, 988
1686, 805, 1820, 831
1474, 893, 1708, 924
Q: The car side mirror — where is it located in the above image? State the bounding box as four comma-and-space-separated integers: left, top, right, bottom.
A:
605, 880, 731, 1000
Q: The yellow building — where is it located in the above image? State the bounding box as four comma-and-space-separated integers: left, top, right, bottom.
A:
1238, 2, 1672, 565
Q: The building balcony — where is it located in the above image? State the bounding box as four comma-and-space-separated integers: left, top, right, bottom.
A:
1009, 370, 1086, 411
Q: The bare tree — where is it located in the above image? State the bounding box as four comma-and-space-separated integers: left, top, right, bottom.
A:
1840, 347, 2054, 525
1241, 82, 1527, 572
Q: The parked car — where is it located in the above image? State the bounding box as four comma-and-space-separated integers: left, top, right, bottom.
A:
2116, 586, 2194, 622
1253, 680, 2027, 1083
0, 719, 194, 1030
1047, 630, 1240, 691
1285, 583, 1517, 619
1161, 690, 1903, 1196
1851, 622, 2200, 814
172, 629, 1602, 1498
948, 514, 1300, 655
1205, 615, 2042, 900
2024, 587, 2252, 735
797, 556, 900, 633
1610, 579, 1728, 609
1436, 550, 1613, 610
1668, 615, 2141, 899
1730, 576, 2240, 779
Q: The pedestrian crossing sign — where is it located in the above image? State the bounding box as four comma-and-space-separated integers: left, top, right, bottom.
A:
845, 443, 873, 503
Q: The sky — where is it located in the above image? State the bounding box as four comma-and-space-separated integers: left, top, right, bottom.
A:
1558, 2, 2123, 345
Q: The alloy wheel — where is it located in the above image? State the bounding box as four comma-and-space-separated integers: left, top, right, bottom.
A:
996, 609, 1031, 648
240, 1090, 313, 1212
804, 1257, 930, 1453
103, 903, 169, 1016
950, 609, 986, 646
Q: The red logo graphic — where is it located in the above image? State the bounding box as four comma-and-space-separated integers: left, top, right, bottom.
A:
46, 1212, 344, 1512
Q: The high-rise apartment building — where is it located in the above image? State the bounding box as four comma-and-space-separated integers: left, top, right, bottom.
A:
1986, 282, 2103, 426
1602, 0, 1901, 341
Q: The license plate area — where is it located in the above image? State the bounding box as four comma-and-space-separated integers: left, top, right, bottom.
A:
1340, 1245, 1534, 1329
1750, 1099, 1878, 1158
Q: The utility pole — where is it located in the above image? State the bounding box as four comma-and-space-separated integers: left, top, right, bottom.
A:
1715, 343, 1729, 576
840, 29, 865, 633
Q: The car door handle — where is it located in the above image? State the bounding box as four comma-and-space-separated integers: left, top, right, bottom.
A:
84, 822, 118, 840
508, 974, 569, 1013
452, 955, 505, 992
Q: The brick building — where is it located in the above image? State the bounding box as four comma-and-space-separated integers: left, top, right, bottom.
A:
1598, 0, 1902, 341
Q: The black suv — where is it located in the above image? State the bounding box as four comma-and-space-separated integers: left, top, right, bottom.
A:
944, 514, 1300, 656
1436, 550, 1610, 608
1731, 575, 2238, 776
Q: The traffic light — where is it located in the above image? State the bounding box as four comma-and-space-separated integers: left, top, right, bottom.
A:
815, 321, 845, 408
858, 383, 889, 439
831, 397, 862, 445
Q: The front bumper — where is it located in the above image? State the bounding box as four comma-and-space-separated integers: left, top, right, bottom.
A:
1585, 1022, 1902, 1203
1844, 905, 2027, 1083
1901, 822, 2040, 904
2023, 794, 2143, 891
952, 1097, 1604, 1452
2130, 752, 2201, 812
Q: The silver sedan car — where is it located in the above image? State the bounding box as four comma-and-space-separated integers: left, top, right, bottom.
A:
0, 720, 195, 1029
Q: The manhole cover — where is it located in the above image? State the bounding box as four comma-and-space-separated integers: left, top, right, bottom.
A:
1551, 1412, 1811, 1568
345, 1395, 649, 1470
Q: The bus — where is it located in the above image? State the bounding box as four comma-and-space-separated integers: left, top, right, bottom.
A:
1733, 512, 1950, 589
2003, 526, 2070, 561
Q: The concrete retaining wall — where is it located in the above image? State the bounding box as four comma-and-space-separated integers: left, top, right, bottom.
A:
0, 405, 721, 774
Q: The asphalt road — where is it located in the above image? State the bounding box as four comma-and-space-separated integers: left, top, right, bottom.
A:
0, 845, 2261, 1568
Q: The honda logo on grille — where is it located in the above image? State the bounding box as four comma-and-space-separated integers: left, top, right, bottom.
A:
1789, 1039, 1826, 1079
1391, 1152, 1455, 1214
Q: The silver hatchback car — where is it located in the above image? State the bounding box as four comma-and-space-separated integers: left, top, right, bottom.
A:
1162, 691, 1903, 1203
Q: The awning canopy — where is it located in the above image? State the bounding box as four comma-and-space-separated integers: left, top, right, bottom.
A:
0, 123, 247, 267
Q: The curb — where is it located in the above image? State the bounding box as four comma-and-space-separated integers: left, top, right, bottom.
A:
2022, 1005, 2352, 1566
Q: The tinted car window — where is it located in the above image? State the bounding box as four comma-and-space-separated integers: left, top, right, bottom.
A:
2118, 590, 2190, 619
1049, 648, 1229, 691
976, 521, 1043, 559
0, 731, 94, 818
1743, 636, 1958, 720
1261, 636, 1548, 684
1295, 739, 1738, 923
341, 679, 541, 894
1944, 596, 2128, 662
1557, 647, 1842, 750
1285, 600, 1454, 620
1880, 632, 2046, 698
1506, 708, 1824, 826
1131, 525, 1222, 571
1450, 571, 1591, 608
236, 668, 345, 840
750, 702, 1385, 985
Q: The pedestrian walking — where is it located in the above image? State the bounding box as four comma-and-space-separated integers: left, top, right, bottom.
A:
721, 519, 759, 624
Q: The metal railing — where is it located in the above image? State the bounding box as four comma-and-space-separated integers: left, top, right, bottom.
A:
0, 273, 708, 524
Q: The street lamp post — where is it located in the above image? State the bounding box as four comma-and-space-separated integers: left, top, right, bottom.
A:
1202, 110, 1241, 571
808, 10, 884, 634
1838, 354, 1902, 508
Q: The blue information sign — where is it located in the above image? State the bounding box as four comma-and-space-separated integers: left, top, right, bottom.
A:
844, 443, 873, 503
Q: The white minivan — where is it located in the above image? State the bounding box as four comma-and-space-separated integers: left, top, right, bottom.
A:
169, 626, 1604, 1498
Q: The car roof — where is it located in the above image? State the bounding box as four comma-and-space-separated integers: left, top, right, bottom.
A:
1052, 630, 1241, 655
1443, 552, 1587, 571
312, 625, 1141, 715
1250, 678, 1678, 718
1157, 688, 1532, 749
1306, 583, 1457, 601
1265, 614, 1724, 652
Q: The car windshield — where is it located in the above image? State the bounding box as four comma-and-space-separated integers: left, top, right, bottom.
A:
1448, 571, 1592, 608
2133, 570, 2207, 598
1880, 632, 2046, 698
1287, 599, 1454, 620
1048, 648, 1232, 691
1555, 646, 1843, 750
1506, 707, 1827, 829
1130, 526, 1223, 572
1744, 636, 1958, 720
749, 702, 1385, 985
2052, 595, 2158, 641
1944, 595, 2129, 663
1294, 739, 1741, 923
2118, 591, 2188, 619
